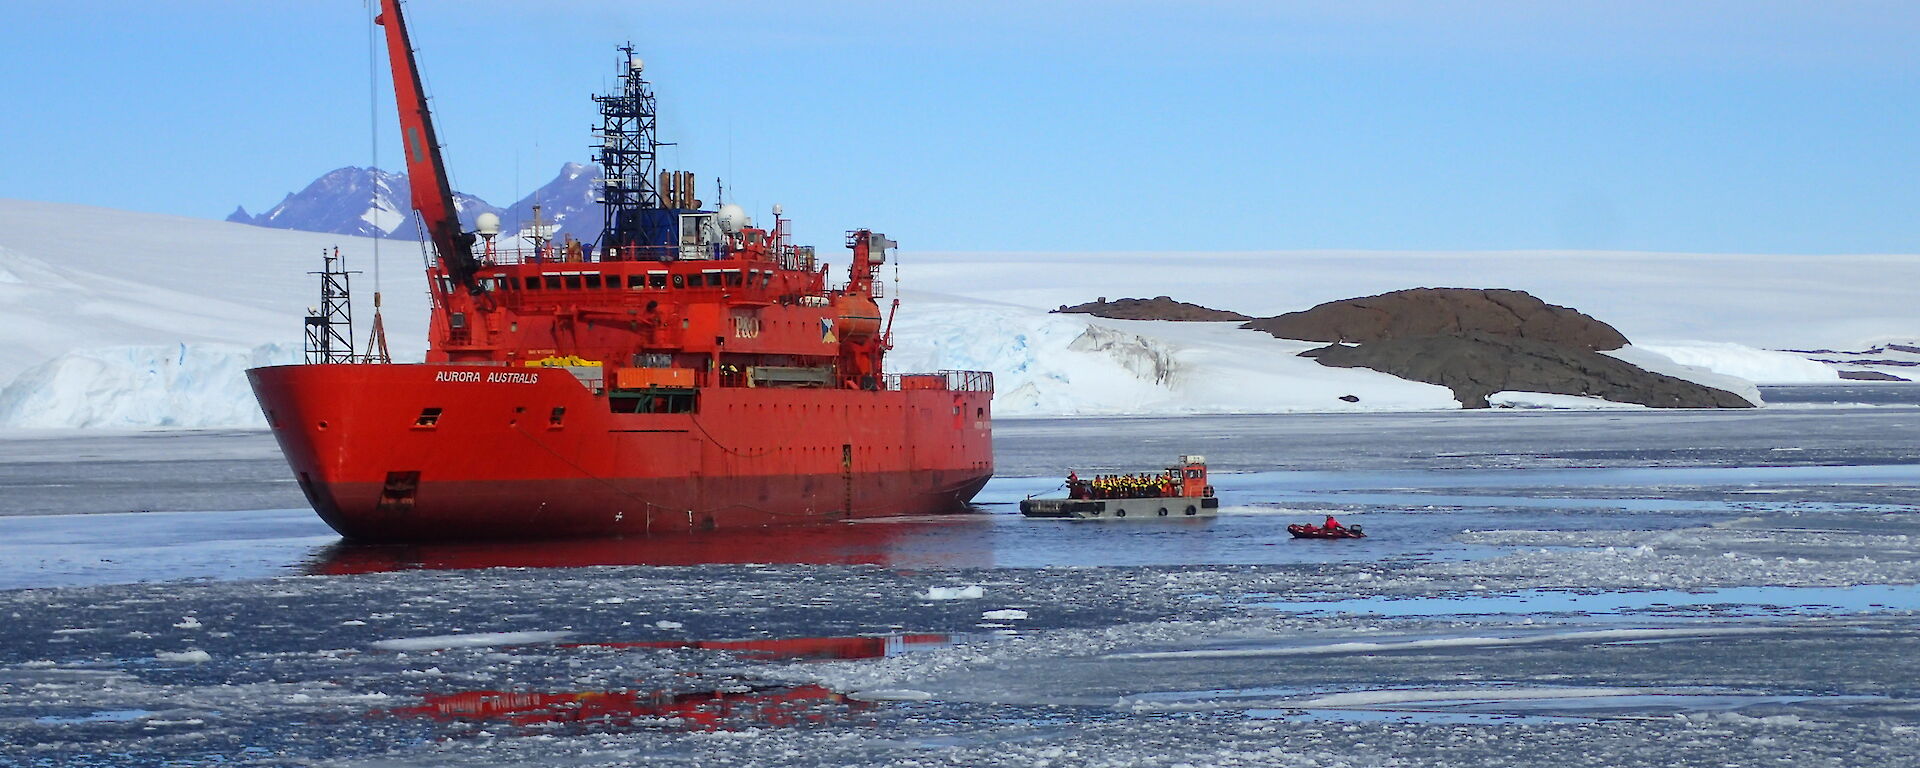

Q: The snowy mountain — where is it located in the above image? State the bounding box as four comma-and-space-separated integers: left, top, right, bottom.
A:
498, 162, 603, 247
229, 164, 601, 245
0, 198, 1914, 429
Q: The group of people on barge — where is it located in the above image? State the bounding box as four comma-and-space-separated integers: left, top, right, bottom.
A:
1065, 470, 1182, 500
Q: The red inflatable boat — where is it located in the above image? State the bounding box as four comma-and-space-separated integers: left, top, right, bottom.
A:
1288, 523, 1366, 539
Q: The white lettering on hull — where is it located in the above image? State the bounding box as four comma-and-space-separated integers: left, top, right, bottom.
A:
433, 370, 540, 384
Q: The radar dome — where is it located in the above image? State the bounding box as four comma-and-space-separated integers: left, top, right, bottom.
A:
716, 203, 748, 234
475, 212, 501, 236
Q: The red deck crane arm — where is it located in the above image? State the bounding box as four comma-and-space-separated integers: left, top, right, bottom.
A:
376, 0, 478, 290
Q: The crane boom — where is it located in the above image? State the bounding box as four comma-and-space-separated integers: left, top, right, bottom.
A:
375, 0, 478, 290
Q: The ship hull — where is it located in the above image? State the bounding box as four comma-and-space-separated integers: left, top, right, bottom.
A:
248, 364, 993, 542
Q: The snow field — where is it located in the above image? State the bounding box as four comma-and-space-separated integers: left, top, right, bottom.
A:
1488, 392, 1650, 410
1630, 341, 1841, 384
0, 200, 426, 429
898, 249, 1920, 352
2, 199, 1913, 428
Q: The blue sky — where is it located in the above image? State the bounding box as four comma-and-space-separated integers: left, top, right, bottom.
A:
2, 1, 1917, 253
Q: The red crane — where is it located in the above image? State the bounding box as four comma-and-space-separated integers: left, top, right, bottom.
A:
375, 0, 489, 351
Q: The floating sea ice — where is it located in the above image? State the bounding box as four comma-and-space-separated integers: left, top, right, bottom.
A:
653, 620, 684, 630
847, 689, 934, 702
173, 617, 201, 629
982, 609, 1029, 620
925, 585, 985, 600
371, 631, 573, 651
156, 650, 211, 663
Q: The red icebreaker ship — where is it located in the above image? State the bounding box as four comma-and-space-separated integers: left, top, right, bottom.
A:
247, 0, 993, 541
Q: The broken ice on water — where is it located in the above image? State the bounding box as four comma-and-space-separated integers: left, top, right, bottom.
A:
4, 410, 1920, 766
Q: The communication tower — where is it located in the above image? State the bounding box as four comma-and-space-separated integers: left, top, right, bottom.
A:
594, 44, 665, 252
304, 247, 357, 364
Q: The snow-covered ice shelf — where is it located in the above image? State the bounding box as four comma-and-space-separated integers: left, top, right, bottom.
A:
3, 200, 1915, 428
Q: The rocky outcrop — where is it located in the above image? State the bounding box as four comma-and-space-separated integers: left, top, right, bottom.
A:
1304, 333, 1756, 409
1243, 288, 1628, 351
1055, 296, 1251, 322
1839, 370, 1910, 381
1053, 286, 1752, 409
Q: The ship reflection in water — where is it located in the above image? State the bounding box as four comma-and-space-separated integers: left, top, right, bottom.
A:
384, 683, 866, 734
381, 634, 952, 735
310, 516, 995, 574
563, 632, 957, 660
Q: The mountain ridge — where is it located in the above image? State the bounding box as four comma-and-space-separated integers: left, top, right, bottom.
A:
229, 163, 602, 246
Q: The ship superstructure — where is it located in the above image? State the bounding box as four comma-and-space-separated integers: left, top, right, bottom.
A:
247, 0, 994, 541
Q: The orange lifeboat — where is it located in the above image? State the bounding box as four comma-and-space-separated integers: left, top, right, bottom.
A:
833, 294, 882, 340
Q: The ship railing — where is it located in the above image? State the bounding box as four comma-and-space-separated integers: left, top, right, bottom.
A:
474, 244, 713, 266
879, 370, 994, 393
446, 243, 826, 272
824, 280, 885, 298
463, 243, 740, 267
942, 370, 994, 392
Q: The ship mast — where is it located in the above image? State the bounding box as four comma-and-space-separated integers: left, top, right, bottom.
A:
594, 45, 665, 256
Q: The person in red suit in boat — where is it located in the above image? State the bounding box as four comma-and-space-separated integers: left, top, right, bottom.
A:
1289, 514, 1363, 539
